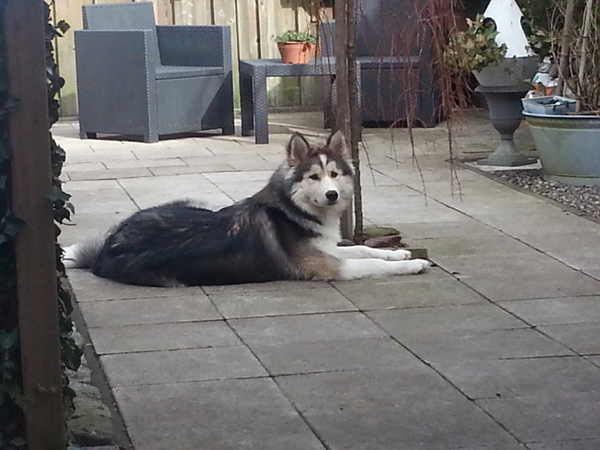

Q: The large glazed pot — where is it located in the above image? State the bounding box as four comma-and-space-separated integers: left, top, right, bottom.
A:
523, 112, 600, 186
473, 55, 539, 87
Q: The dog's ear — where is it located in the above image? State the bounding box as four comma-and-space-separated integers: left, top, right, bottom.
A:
327, 130, 350, 159
286, 132, 311, 166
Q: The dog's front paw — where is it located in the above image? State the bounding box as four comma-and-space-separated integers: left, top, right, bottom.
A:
384, 249, 412, 261
409, 258, 430, 274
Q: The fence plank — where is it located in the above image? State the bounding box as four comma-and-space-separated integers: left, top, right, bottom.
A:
213, 0, 241, 107
258, 0, 299, 106
53, 0, 91, 117
5, 0, 63, 447
173, 0, 212, 25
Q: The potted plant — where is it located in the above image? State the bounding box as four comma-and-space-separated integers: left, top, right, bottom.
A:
275, 30, 317, 64
521, 0, 600, 186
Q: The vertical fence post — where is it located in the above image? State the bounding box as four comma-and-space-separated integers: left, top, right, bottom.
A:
5, 0, 64, 448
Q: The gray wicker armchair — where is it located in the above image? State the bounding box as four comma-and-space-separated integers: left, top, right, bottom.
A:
322, 0, 442, 128
75, 2, 234, 143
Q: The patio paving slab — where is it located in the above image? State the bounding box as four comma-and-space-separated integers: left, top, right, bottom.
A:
90, 320, 240, 355
79, 295, 221, 328
332, 276, 487, 309
230, 312, 387, 346
433, 356, 600, 400
276, 367, 519, 449
113, 379, 324, 450
209, 285, 357, 318
539, 322, 600, 355
102, 346, 266, 387
477, 391, 600, 444
461, 271, 600, 301
527, 439, 600, 450
498, 296, 600, 325
68, 269, 203, 302
249, 337, 422, 376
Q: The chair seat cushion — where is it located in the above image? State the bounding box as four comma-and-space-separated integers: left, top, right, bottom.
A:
155, 65, 224, 80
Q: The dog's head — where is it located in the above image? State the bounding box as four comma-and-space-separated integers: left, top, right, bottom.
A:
285, 131, 354, 213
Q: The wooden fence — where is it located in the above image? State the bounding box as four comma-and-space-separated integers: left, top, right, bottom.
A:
52, 0, 333, 117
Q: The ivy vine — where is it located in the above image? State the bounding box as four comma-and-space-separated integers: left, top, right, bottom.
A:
0, 1, 82, 447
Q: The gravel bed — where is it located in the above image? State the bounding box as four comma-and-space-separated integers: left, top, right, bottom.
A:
491, 168, 600, 221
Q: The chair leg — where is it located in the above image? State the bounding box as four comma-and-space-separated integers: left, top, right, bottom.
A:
80, 131, 97, 139
222, 119, 235, 136
144, 132, 159, 143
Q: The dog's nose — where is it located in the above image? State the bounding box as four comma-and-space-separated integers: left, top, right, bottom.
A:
325, 190, 338, 203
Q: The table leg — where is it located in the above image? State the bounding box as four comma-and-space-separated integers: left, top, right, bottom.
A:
253, 72, 269, 144
240, 72, 254, 137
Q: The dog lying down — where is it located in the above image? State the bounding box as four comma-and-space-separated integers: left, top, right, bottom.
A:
63, 131, 430, 286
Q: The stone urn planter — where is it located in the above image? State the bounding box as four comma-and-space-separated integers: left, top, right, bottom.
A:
474, 56, 539, 166
473, 55, 540, 87
522, 111, 600, 186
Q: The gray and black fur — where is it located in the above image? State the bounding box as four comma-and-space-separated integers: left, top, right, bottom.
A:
65, 131, 355, 286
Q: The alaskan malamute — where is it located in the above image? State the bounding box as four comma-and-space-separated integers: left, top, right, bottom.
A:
64, 131, 429, 286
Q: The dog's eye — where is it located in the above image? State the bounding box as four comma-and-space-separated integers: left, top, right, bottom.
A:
309, 174, 320, 181
330, 171, 338, 178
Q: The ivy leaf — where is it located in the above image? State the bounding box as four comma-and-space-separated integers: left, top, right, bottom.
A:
0, 330, 18, 350
0, 215, 25, 244
46, 186, 71, 203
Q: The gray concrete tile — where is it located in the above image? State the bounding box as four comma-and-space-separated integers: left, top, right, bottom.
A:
203, 170, 273, 183
461, 271, 600, 301
202, 280, 329, 295
68, 188, 138, 215
67, 167, 153, 181
477, 392, 600, 444
276, 368, 518, 449
499, 296, 600, 325
395, 220, 503, 239
587, 356, 600, 368
210, 286, 357, 318
68, 269, 202, 301
103, 158, 187, 169
229, 312, 387, 346
367, 303, 527, 336
406, 328, 573, 363
114, 378, 324, 450
527, 439, 600, 450
79, 295, 221, 327
90, 320, 240, 354
433, 252, 574, 279
539, 322, 600, 355
148, 163, 235, 175
103, 346, 267, 387
251, 337, 423, 376
332, 277, 486, 310
410, 234, 538, 257
434, 356, 600, 400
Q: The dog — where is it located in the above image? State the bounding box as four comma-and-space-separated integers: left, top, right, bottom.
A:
63, 131, 430, 286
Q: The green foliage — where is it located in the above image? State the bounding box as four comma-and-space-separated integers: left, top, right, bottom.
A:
275, 30, 317, 45
0, 1, 81, 447
445, 14, 508, 72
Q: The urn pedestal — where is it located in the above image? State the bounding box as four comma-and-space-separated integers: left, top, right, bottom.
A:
476, 85, 535, 166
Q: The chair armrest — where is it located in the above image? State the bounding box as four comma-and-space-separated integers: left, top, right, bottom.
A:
156, 25, 232, 71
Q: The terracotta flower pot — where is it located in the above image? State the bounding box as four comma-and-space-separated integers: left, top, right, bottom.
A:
277, 42, 315, 64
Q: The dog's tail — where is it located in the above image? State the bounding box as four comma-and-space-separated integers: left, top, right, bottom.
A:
62, 238, 103, 269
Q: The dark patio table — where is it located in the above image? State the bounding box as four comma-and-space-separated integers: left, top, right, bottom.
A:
240, 57, 346, 144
